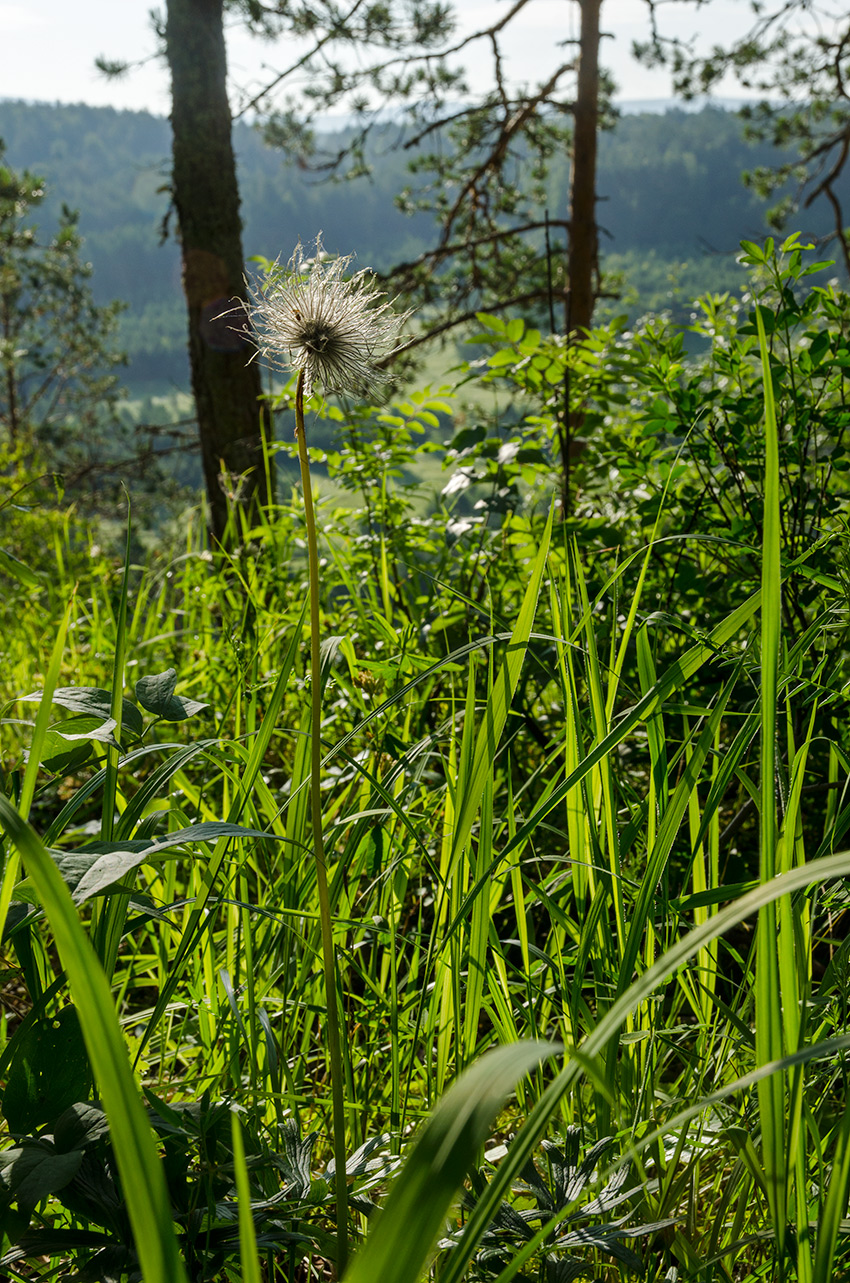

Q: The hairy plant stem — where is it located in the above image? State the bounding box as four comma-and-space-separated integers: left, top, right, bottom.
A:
295, 370, 349, 1275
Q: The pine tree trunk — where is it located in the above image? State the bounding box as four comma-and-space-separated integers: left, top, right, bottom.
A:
567, 0, 601, 337
560, 0, 601, 517
165, 0, 270, 541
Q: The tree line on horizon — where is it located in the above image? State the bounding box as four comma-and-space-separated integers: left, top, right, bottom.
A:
2, 96, 846, 398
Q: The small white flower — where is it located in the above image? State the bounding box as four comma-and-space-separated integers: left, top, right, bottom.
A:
249, 235, 411, 398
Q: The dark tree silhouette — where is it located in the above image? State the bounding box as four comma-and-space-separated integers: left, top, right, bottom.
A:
568, 0, 602, 338
164, 0, 270, 541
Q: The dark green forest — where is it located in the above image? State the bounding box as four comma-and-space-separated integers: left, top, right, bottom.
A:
2, 97, 846, 392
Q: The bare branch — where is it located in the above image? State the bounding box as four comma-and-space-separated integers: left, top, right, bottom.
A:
231, 0, 373, 119
380, 219, 570, 284
803, 124, 850, 200
439, 62, 573, 245
246, 0, 543, 127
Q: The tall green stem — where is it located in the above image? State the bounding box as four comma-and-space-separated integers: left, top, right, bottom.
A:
294, 370, 349, 1275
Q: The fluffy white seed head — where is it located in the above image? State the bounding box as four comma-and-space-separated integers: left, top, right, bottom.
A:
249, 236, 412, 398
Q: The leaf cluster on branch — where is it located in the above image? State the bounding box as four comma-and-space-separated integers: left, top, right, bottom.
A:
635, 0, 850, 275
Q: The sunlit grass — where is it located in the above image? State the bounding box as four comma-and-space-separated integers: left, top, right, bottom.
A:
2, 236, 850, 1282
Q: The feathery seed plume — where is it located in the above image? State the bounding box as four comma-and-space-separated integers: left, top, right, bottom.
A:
249, 235, 411, 398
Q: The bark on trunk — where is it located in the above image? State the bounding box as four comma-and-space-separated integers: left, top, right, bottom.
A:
165, 0, 270, 541
560, 0, 601, 516
567, 0, 601, 337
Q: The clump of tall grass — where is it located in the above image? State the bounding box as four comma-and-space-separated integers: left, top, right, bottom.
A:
1, 235, 850, 1282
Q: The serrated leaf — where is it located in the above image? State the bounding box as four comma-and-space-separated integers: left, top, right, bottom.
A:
135, 670, 208, 721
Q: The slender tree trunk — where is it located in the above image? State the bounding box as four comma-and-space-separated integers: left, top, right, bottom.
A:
560, 0, 601, 516
568, 0, 601, 337
2, 294, 20, 447
165, 0, 270, 541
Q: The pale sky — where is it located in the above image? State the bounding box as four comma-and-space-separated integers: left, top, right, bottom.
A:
1, 0, 779, 116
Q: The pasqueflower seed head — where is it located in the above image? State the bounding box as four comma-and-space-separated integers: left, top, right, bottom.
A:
249, 235, 411, 398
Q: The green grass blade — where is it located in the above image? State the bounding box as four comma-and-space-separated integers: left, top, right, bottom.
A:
0, 793, 187, 1283
754, 302, 787, 1265
812, 1089, 850, 1282
438, 850, 850, 1283
100, 512, 131, 846
343, 1040, 559, 1283
500, 582, 766, 862
450, 503, 554, 864
135, 604, 305, 1060
231, 1110, 263, 1283
617, 669, 739, 997
0, 593, 74, 942
95, 515, 133, 976
15, 598, 75, 823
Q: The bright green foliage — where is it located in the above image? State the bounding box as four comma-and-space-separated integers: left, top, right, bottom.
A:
0, 147, 125, 465
0, 145, 184, 575
1, 238, 850, 1281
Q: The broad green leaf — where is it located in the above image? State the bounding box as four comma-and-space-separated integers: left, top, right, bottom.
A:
135, 669, 208, 721
53, 1103, 110, 1154
39, 729, 99, 774
473, 312, 505, 332
2, 1006, 91, 1134
37, 715, 121, 774
14, 821, 285, 907
0, 1145, 83, 1217
20, 688, 145, 740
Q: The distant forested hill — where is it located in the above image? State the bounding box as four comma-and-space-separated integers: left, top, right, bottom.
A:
1, 98, 846, 393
